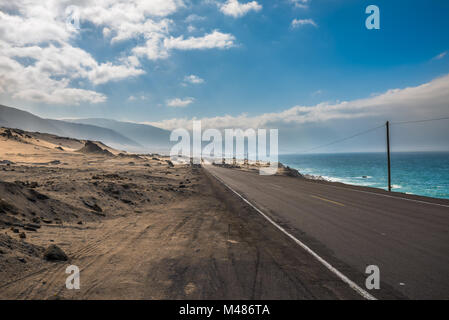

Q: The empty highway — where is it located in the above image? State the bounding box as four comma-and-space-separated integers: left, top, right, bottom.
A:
205, 165, 449, 300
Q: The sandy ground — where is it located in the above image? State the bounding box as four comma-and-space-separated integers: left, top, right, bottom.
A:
0, 127, 361, 300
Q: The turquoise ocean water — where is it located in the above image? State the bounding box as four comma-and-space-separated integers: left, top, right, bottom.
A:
279, 152, 449, 200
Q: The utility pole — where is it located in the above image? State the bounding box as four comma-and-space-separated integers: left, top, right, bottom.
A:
386, 121, 391, 192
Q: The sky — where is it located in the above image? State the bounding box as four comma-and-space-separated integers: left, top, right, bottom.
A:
1, 0, 449, 153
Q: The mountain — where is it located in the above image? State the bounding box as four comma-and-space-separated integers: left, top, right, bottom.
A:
0, 105, 140, 149
64, 118, 171, 150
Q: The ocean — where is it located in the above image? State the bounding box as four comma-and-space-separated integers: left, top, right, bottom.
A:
279, 152, 449, 200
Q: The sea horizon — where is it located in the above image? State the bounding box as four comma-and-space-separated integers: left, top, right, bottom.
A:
279, 151, 449, 200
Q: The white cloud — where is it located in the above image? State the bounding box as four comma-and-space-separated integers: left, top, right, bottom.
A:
133, 29, 236, 60
184, 75, 205, 85
103, 27, 112, 38
150, 74, 449, 130
185, 14, 206, 23
0, 40, 144, 104
433, 51, 447, 60
0, 44, 109, 105
78, 0, 183, 43
291, 18, 317, 28
13, 88, 107, 105
0, 0, 236, 105
166, 97, 195, 107
128, 94, 148, 101
289, 0, 310, 9
87, 62, 145, 85
219, 0, 262, 18
0, 1, 154, 105
0, 10, 70, 46
132, 35, 171, 60
164, 30, 236, 50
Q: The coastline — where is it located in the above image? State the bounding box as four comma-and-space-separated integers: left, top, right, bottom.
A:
279, 152, 449, 200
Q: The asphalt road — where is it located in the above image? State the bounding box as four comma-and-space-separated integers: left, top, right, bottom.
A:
205, 165, 449, 300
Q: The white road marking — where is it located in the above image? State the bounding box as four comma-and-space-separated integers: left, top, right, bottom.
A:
207, 168, 377, 301
217, 165, 449, 208
307, 181, 449, 208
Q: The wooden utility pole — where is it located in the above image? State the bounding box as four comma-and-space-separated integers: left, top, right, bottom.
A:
386, 121, 391, 192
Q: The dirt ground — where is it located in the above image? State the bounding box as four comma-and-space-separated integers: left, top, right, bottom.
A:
0, 128, 360, 299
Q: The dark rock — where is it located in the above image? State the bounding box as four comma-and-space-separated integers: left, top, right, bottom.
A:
26, 223, 41, 229
14, 180, 39, 188
29, 189, 49, 200
91, 211, 106, 217
281, 166, 303, 178
165, 160, 174, 167
43, 245, 68, 261
0, 199, 19, 214
77, 141, 113, 156
82, 199, 102, 212
19, 232, 26, 239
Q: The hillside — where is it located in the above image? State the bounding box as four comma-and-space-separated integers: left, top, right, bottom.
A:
63, 118, 171, 150
0, 105, 140, 150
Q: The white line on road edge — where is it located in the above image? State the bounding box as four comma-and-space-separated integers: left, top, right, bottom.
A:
308, 181, 449, 208
208, 169, 377, 301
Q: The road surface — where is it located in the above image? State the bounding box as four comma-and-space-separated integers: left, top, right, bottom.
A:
205, 165, 449, 300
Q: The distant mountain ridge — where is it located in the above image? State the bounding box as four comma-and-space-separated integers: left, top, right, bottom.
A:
64, 118, 171, 151
0, 105, 170, 152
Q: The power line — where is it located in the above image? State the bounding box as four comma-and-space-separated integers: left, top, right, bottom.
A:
391, 116, 449, 125
301, 124, 384, 153
299, 115, 449, 154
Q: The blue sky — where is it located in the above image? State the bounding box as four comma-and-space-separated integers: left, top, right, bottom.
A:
1, 0, 449, 152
